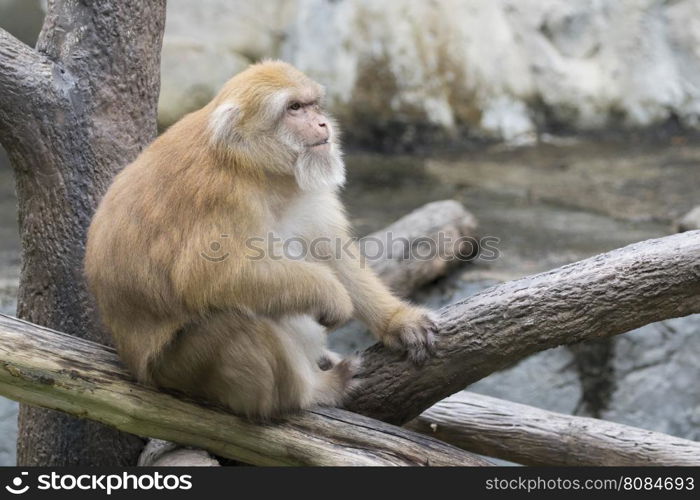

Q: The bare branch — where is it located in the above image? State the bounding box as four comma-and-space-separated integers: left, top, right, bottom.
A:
348, 230, 700, 424
407, 392, 700, 466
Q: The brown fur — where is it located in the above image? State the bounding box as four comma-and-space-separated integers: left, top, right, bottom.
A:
84, 61, 435, 419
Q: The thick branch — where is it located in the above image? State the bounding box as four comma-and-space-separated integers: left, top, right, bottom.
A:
406, 392, 700, 466
347, 230, 700, 424
0, 29, 56, 135
36, 0, 167, 156
0, 314, 488, 466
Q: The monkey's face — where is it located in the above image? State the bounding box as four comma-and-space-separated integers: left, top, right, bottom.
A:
276, 94, 345, 192
209, 61, 345, 191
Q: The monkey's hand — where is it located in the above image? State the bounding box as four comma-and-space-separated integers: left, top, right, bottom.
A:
315, 278, 354, 330
378, 304, 437, 364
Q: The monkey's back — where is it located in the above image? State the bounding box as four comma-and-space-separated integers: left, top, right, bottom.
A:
84, 109, 239, 380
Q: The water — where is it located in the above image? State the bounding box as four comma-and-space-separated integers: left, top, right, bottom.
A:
342, 137, 690, 282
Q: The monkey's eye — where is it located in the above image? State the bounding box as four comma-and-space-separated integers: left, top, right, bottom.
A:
289, 102, 302, 111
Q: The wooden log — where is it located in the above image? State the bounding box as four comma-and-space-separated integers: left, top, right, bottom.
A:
0, 314, 489, 466
407, 392, 700, 466
363, 199, 478, 294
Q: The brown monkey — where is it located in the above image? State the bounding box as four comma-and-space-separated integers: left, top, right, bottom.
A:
85, 60, 435, 419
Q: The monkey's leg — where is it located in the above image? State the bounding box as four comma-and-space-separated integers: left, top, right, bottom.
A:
278, 315, 358, 396
150, 312, 356, 419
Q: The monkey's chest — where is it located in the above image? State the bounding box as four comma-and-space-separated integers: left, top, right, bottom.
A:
269, 197, 327, 260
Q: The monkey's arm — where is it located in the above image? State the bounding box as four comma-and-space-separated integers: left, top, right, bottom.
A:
236, 258, 354, 326
176, 251, 353, 327
328, 238, 436, 363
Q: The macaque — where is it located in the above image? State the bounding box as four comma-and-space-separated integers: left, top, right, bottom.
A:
84, 60, 435, 419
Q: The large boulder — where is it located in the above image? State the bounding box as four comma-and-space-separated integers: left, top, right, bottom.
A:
602, 316, 700, 441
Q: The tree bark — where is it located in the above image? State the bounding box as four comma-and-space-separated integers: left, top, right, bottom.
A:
407, 392, 700, 466
0, 314, 489, 466
0, 1, 166, 465
347, 230, 700, 424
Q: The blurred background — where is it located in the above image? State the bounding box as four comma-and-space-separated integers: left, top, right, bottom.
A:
1, 0, 699, 465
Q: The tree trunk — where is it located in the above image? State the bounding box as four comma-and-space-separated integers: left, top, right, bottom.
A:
0, 0, 166, 465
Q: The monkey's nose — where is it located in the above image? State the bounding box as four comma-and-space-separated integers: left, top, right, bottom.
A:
318, 121, 327, 128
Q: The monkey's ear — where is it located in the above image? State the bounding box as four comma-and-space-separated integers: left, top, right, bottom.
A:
210, 101, 243, 146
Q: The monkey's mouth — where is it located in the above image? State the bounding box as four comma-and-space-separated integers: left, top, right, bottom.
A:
308, 139, 330, 148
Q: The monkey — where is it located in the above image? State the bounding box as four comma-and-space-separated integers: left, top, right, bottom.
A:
84, 60, 436, 419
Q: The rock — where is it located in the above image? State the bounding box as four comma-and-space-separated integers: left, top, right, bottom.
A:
9, 0, 700, 141
281, 0, 700, 145
159, 0, 700, 142
677, 206, 700, 232
467, 347, 583, 415
601, 316, 700, 441
158, 43, 250, 127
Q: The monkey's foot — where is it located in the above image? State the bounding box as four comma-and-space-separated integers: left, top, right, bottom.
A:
317, 350, 343, 371
314, 355, 361, 406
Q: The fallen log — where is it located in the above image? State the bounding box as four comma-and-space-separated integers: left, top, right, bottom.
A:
362, 199, 478, 294
407, 392, 700, 466
0, 313, 488, 466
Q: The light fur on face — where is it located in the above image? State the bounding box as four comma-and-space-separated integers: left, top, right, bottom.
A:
293, 147, 345, 191
276, 117, 345, 191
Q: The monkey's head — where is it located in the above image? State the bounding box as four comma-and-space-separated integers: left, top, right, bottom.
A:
209, 60, 344, 191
